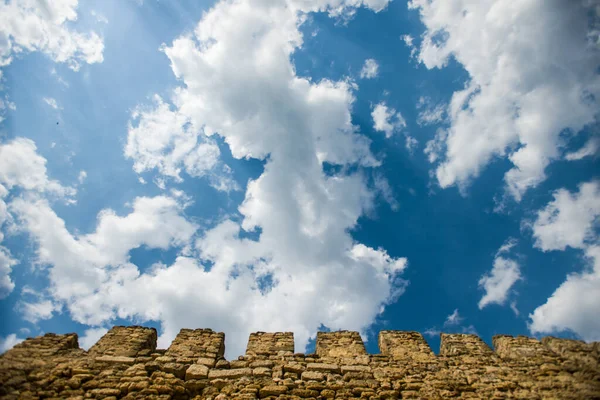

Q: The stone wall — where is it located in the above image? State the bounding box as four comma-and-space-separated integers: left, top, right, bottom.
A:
1, 326, 598, 399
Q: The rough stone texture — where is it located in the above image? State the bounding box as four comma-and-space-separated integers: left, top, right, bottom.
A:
316, 331, 366, 358
246, 332, 294, 357
1, 327, 599, 399
88, 326, 157, 357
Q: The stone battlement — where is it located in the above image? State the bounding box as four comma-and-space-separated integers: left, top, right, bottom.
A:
1, 326, 599, 399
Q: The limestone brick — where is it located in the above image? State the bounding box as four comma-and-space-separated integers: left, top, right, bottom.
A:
0, 326, 598, 399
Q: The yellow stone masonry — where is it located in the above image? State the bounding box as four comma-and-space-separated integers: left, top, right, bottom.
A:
1, 326, 599, 399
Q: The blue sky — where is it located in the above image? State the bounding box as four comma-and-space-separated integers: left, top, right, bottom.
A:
0, 0, 599, 357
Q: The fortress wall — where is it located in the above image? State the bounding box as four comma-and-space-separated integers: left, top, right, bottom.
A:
1, 327, 599, 399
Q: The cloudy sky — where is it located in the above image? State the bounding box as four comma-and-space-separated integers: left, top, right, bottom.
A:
0, 0, 599, 357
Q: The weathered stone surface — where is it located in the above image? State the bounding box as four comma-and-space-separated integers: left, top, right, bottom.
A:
95, 355, 137, 366
301, 371, 325, 381
316, 331, 366, 358
185, 364, 209, 380
88, 326, 157, 357
246, 332, 294, 357
306, 362, 340, 373
208, 368, 252, 379
1, 326, 598, 399
379, 331, 435, 362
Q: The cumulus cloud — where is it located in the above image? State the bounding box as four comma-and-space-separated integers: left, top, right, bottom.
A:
0, 333, 24, 354
0, 138, 78, 298
79, 327, 108, 350
529, 245, 600, 342
371, 102, 407, 138
478, 239, 521, 309
126, 95, 238, 192
410, 0, 600, 200
0, 138, 76, 199
528, 181, 600, 341
531, 181, 600, 252
360, 58, 379, 79
10, 0, 409, 359
0, 0, 104, 70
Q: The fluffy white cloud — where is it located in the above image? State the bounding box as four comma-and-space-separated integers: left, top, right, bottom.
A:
0, 333, 24, 353
18, 299, 58, 324
79, 327, 108, 350
531, 181, 600, 252
0, 0, 104, 70
371, 102, 406, 138
528, 181, 600, 341
410, 0, 600, 200
0, 138, 76, 199
478, 239, 521, 309
529, 245, 600, 342
0, 138, 78, 299
11, 0, 408, 358
126, 95, 238, 192
0, 246, 17, 299
360, 58, 379, 79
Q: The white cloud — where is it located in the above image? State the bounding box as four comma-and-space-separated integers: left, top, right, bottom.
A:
126, 95, 239, 192
425, 309, 477, 336
529, 245, 600, 342
416, 96, 445, 126
478, 239, 521, 309
565, 137, 599, 161
10, 0, 408, 359
0, 0, 104, 70
360, 58, 379, 79
0, 138, 76, 199
423, 327, 440, 337
531, 181, 600, 252
78, 170, 87, 184
444, 308, 462, 326
79, 327, 108, 350
0, 246, 17, 299
527, 181, 600, 341
373, 174, 399, 211
17, 299, 58, 324
405, 135, 418, 154
410, 0, 600, 200
401, 34, 417, 59
0, 138, 77, 298
0, 333, 24, 353
43, 97, 61, 110
371, 102, 406, 138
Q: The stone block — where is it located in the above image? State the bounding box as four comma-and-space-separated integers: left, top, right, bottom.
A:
378, 331, 434, 362
439, 333, 493, 357
88, 326, 157, 357
246, 332, 294, 356
166, 328, 225, 360
208, 368, 252, 379
316, 331, 366, 358
185, 364, 209, 380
